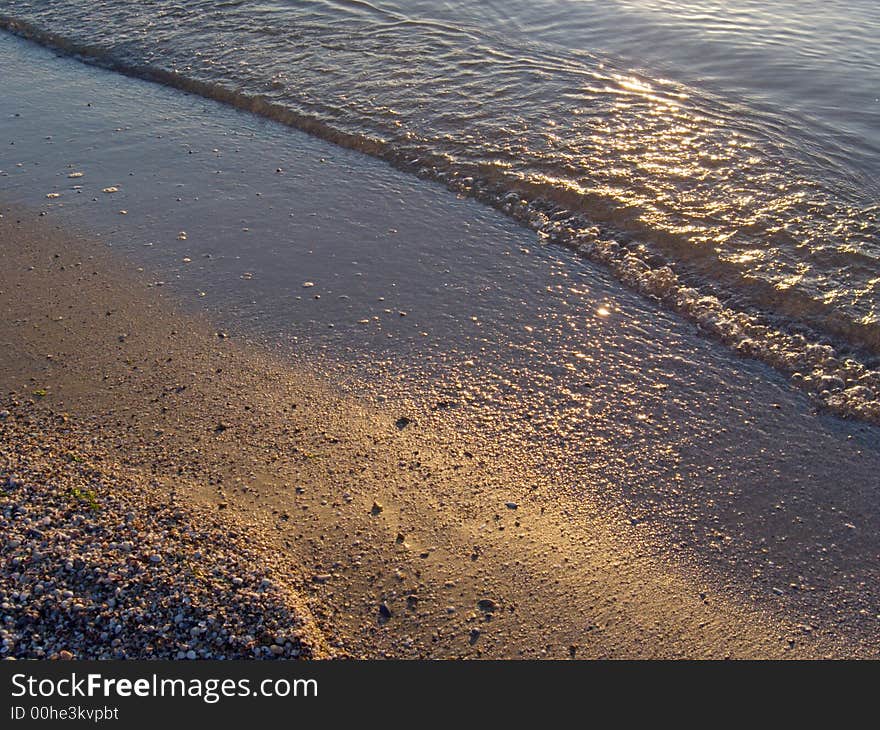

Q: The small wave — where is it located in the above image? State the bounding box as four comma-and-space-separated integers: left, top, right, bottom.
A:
2, 12, 880, 425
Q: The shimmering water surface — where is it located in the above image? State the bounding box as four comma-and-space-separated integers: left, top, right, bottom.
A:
4, 15, 880, 643
2, 0, 879, 420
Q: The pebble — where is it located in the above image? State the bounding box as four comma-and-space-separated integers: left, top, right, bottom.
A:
0, 404, 322, 660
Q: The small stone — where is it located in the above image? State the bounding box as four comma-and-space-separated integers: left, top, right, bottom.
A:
58, 650, 74, 660
270, 644, 284, 656
370, 500, 383, 516
378, 603, 392, 620
477, 599, 497, 613
395, 416, 412, 430
186, 650, 197, 660
505, 502, 518, 510
149, 554, 162, 564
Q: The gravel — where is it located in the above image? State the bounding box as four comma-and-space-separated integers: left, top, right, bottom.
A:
0, 401, 328, 660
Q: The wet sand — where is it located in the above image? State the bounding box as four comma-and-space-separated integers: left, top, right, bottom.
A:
0, 206, 859, 659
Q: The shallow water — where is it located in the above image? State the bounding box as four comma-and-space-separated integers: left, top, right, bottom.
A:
3, 33, 880, 648
2, 0, 880, 422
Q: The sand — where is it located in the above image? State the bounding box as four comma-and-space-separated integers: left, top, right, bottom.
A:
0, 205, 862, 659
1, 405, 329, 660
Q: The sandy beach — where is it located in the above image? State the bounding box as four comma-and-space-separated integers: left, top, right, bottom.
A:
2, 14, 880, 664
0, 207, 867, 659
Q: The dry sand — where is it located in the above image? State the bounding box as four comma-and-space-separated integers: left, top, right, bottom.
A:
0, 206, 853, 658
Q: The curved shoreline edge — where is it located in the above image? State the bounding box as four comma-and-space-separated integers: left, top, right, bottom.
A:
0, 206, 863, 659
1, 19, 880, 429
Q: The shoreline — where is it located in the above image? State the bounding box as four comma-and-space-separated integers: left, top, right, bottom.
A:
1, 25, 879, 426
0, 206, 861, 659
